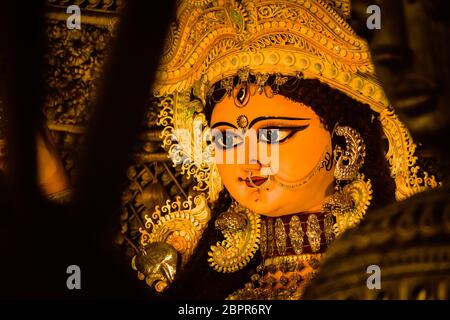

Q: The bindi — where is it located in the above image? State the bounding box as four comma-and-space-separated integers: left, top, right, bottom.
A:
236, 115, 249, 129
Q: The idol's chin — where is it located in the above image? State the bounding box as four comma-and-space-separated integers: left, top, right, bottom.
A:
235, 196, 278, 216
244, 200, 292, 217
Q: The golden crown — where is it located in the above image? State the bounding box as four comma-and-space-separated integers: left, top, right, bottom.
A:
155, 0, 383, 108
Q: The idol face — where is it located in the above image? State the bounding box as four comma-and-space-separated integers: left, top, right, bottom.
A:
210, 85, 335, 217
351, 0, 450, 151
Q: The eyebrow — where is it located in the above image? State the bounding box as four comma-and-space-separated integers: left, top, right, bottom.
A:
210, 117, 311, 129
248, 116, 311, 128
211, 121, 238, 129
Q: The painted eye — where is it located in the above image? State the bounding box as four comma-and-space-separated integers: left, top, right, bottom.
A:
259, 129, 293, 144
214, 130, 243, 149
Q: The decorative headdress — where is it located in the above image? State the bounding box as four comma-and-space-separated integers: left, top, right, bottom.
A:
135, 0, 439, 291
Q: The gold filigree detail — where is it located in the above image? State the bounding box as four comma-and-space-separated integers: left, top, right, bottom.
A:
263, 254, 323, 266
333, 125, 366, 181
215, 202, 247, 232
138, 195, 211, 266
275, 218, 287, 256
208, 206, 260, 273
326, 0, 351, 19
306, 214, 321, 252
228, 253, 323, 300
324, 213, 334, 244
157, 92, 223, 202
267, 218, 275, 257
289, 215, 305, 255
333, 173, 372, 236
380, 108, 440, 200
260, 219, 267, 257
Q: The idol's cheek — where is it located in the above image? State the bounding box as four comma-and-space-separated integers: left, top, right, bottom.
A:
271, 128, 331, 181
274, 147, 330, 182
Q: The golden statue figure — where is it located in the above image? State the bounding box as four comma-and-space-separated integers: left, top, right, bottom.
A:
129, 0, 438, 299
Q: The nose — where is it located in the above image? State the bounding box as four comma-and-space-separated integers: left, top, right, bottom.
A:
369, 0, 412, 72
240, 159, 263, 173
238, 132, 264, 173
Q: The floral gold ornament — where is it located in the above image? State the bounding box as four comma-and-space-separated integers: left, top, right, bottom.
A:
227, 253, 324, 300
332, 125, 366, 181
333, 173, 373, 236
306, 214, 322, 252
275, 218, 288, 256
261, 213, 333, 259
289, 215, 305, 255
135, 195, 211, 286
221, 78, 234, 98
260, 219, 268, 257
324, 213, 334, 244
255, 73, 270, 93
272, 74, 289, 93
208, 203, 261, 273
215, 201, 247, 232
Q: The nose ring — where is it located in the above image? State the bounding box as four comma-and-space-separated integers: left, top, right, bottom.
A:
247, 171, 260, 188
257, 159, 273, 175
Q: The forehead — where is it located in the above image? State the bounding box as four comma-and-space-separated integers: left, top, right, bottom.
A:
210, 91, 318, 126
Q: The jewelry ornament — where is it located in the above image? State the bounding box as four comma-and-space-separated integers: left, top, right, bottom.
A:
215, 200, 248, 232
236, 114, 249, 130
323, 125, 373, 236
208, 202, 261, 273
333, 125, 366, 181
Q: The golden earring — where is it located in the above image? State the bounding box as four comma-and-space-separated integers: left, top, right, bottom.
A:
332, 125, 366, 181
323, 125, 373, 236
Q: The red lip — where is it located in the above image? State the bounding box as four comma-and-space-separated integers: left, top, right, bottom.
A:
242, 176, 268, 187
